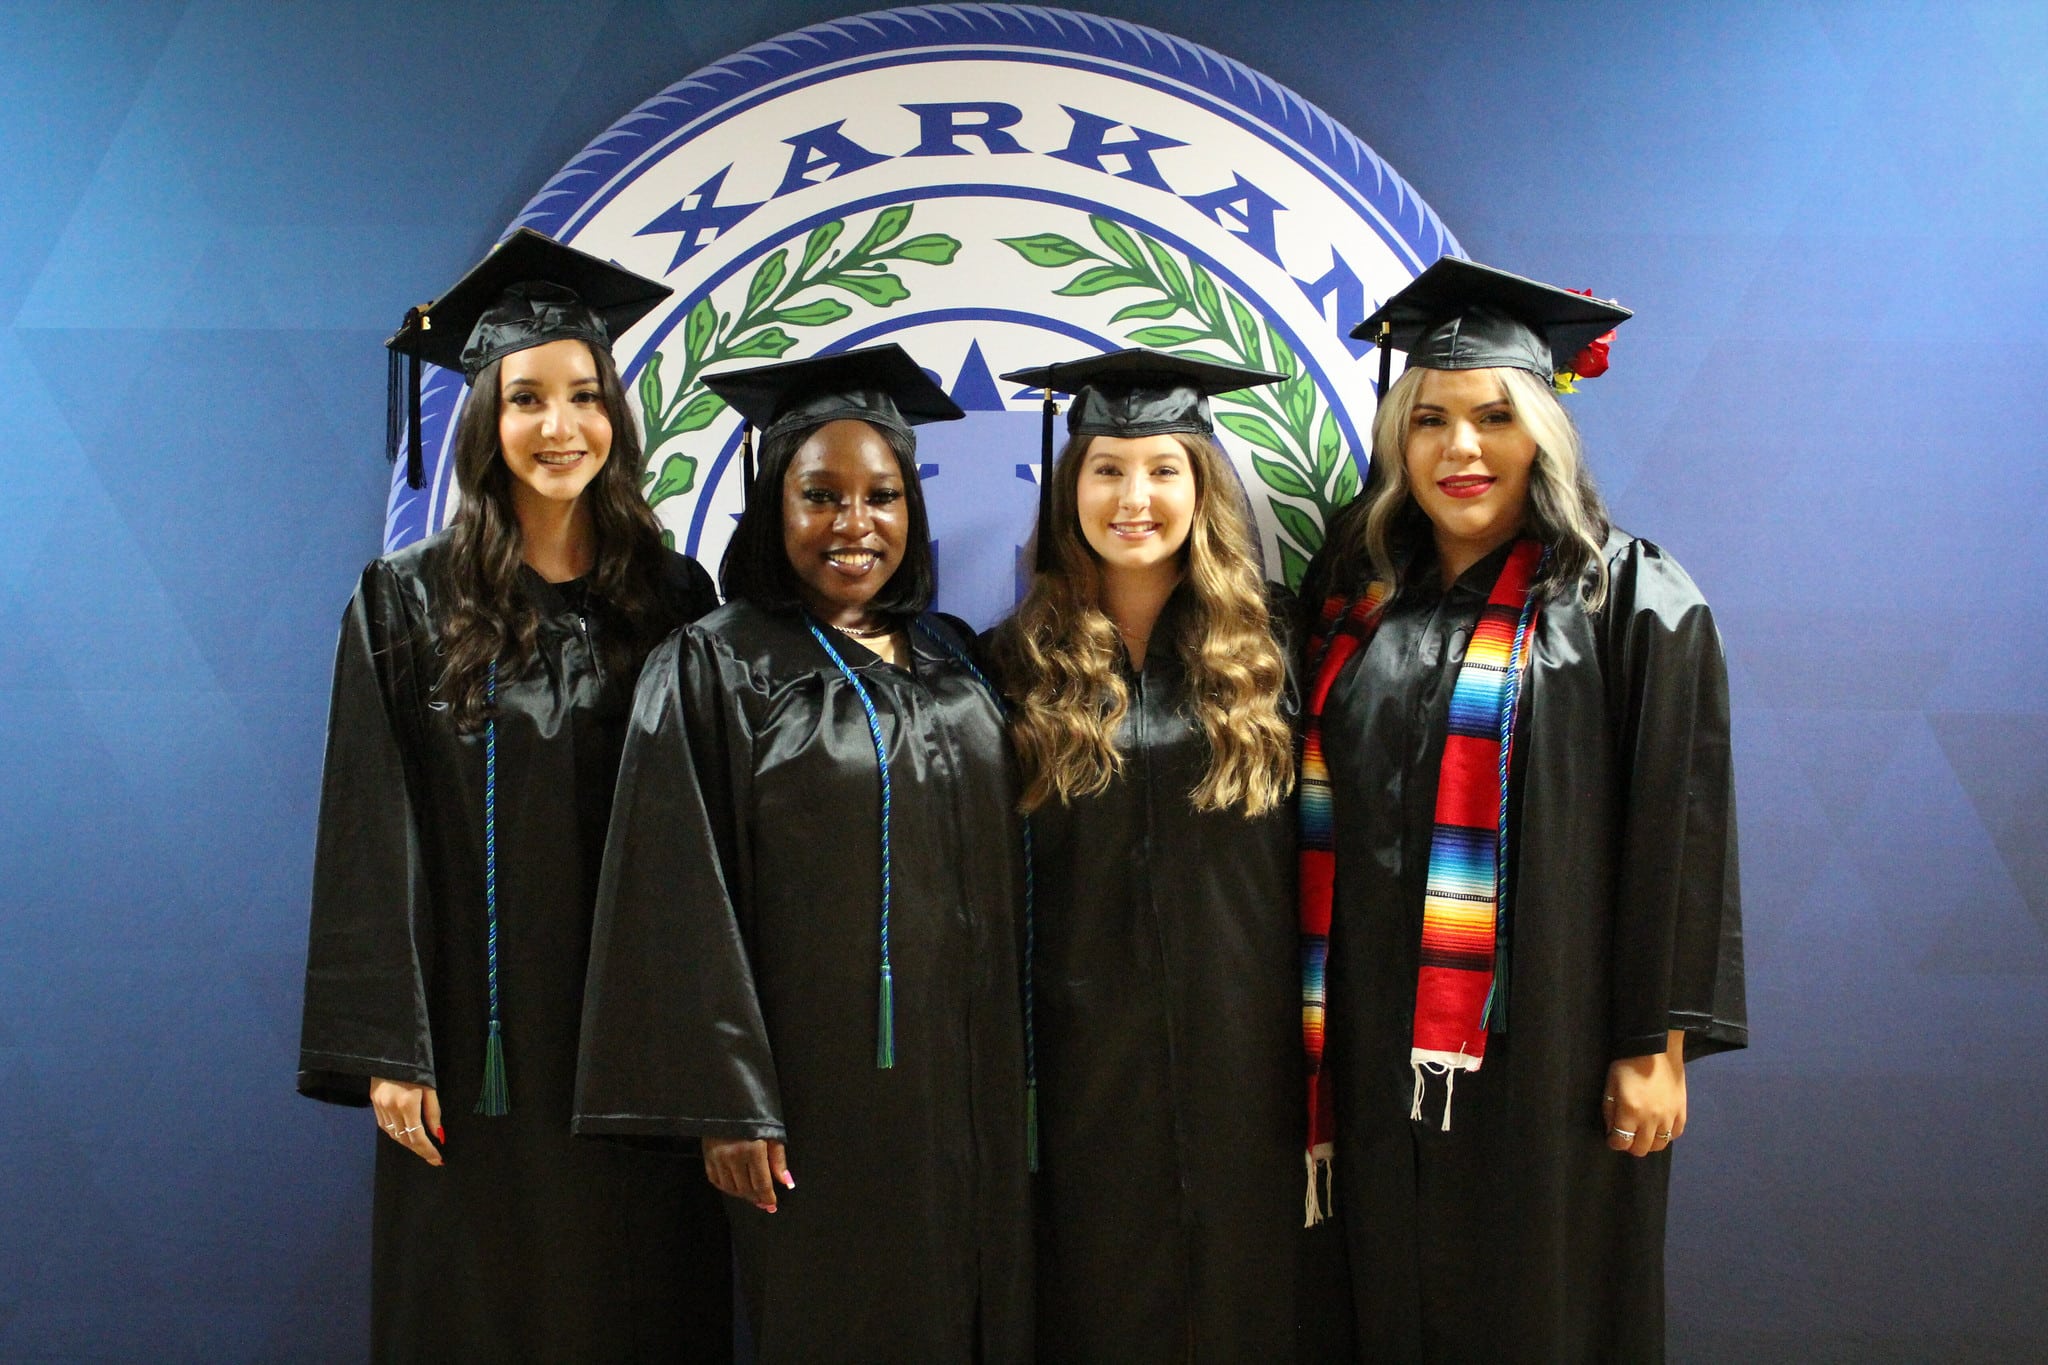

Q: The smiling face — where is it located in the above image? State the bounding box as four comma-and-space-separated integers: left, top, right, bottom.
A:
1403, 366, 1539, 571
497, 339, 612, 514
1072, 433, 1197, 583
781, 419, 910, 627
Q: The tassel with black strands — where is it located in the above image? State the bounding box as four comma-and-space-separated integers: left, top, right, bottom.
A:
1034, 387, 1058, 571
385, 305, 426, 490
1374, 319, 1393, 411
385, 346, 402, 474
740, 421, 756, 503
406, 347, 423, 491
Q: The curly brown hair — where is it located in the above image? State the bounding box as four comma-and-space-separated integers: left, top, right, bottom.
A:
433, 343, 676, 732
991, 430, 1294, 816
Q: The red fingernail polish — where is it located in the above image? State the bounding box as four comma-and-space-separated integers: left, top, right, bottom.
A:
435, 1126, 446, 1143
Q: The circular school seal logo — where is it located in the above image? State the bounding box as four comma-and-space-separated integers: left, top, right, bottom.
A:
388, 3, 1459, 623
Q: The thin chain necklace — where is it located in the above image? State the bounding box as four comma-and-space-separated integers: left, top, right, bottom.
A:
832, 618, 897, 639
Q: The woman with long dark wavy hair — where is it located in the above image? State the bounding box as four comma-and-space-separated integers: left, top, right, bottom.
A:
986, 350, 1306, 1361
1296, 258, 1745, 1360
297, 231, 730, 1362
573, 345, 1035, 1363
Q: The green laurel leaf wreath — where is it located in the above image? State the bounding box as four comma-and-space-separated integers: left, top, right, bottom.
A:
999, 214, 1360, 588
636, 204, 962, 523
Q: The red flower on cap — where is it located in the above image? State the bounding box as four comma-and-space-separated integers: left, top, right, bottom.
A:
1569, 288, 1616, 379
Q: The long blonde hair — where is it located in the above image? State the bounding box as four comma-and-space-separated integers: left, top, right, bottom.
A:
1341, 364, 1610, 610
992, 431, 1294, 816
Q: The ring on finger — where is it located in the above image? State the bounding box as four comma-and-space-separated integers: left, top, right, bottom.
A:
400, 1125, 422, 1136
1609, 1127, 1636, 1141
1656, 1130, 1674, 1141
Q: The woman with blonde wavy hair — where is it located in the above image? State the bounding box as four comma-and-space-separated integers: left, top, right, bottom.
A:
1296, 259, 1746, 1360
989, 349, 1305, 1362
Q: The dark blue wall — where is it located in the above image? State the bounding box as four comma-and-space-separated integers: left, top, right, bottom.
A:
3, 2, 2042, 1359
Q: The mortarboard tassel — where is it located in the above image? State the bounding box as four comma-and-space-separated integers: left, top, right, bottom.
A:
406, 349, 424, 491
740, 421, 756, 503
386, 345, 402, 473
388, 306, 427, 491
1034, 387, 1057, 572
1374, 320, 1393, 412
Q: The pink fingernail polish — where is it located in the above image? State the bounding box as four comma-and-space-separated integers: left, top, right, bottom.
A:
781, 1171, 796, 1190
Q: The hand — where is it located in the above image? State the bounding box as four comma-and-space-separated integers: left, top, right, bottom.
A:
369, 1078, 444, 1167
1602, 1029, 1687, 1158
703, 1138, 793, 1212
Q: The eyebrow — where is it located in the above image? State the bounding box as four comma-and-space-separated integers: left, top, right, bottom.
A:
1412, 399, 1510, 412
503, 374, 600, 388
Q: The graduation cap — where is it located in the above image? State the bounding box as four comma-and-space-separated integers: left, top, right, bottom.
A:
1350, 257, 1632, 409
702, 343, 965, 503
998, 348, 1284, 570
383, 228, 673, 490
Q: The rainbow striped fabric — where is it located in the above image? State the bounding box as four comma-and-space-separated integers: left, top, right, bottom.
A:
1297, 540, 1543, 1221
1298, 580, 1389, 1209
1411, 539, 1544, 1086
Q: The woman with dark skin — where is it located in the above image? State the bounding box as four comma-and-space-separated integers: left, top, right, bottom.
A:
1298, 258, 1745, 1361
988, 351, 1305, 1362
297, 232, 730, 1362
574, 345, 1034, 1363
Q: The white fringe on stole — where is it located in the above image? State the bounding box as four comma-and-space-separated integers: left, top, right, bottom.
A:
1410, 1049, 1483, 1132
1303, 1143, 1334, 1227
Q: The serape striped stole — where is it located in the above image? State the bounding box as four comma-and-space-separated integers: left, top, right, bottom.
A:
1297, 539, 1544, 1224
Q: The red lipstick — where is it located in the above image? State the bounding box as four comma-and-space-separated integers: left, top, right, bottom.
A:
1438, 475, 1494, 499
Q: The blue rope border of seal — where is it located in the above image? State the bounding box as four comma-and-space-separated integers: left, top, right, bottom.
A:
389, 3, 1461, 548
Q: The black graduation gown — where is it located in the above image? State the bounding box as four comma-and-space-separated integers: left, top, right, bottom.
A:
297, 532, 731, 1363
574, 601, 1033, 1365
1305, 529, 1746, 1364
1000, 590, 1303, 1363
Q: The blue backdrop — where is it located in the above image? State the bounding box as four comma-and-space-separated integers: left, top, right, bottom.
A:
3, 2, 2043, 1359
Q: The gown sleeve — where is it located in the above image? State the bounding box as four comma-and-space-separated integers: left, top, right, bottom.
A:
297, 562, 438, 1104
1601, 538, 1748, 1061
573, 627, 785, 1144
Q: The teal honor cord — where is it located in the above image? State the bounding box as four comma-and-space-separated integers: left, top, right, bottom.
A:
476, 662, 509, 1115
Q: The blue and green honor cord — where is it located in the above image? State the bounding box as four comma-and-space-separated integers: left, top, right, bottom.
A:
476, 662, 509, 1116
805, 617, 1040, 1169
805, 621, 899, 1068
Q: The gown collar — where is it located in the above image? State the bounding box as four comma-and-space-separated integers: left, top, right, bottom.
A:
518, 563, 597, 617
1405, 537, 1520, 605
1110, 577, 1195, 681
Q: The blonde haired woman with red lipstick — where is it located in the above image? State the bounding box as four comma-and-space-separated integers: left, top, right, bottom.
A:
1295, 259, 1746, 1360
